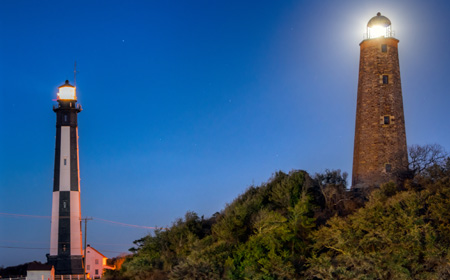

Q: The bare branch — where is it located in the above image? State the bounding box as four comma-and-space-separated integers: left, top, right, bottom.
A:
409, 144, 448, 175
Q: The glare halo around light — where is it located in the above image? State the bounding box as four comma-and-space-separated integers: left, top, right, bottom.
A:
368, 25, 388, 38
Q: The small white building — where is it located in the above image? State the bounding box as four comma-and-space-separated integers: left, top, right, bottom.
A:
27, 263, 55, 280
85, 245, 115, 279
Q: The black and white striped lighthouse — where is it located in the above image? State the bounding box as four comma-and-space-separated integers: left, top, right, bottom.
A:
47, 80, 84, 275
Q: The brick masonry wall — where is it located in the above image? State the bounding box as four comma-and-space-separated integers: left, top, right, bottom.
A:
352, 37, 408, 187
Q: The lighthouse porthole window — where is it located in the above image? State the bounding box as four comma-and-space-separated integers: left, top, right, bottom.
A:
380, 115, 394, 125
381, 44, 387, 52
385, 164, 392, 173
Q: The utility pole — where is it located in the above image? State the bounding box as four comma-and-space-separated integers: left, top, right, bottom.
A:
82, 217, 93, 280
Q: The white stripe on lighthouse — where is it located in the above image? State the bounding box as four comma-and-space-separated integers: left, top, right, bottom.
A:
59, 126, 71, 191
50, 191, 60, 256
70, 191, 82, 255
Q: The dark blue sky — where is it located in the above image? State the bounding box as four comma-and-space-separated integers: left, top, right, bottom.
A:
1, 0, 449, 267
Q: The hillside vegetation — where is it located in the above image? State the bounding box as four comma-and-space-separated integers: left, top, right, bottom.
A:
105, 147, 450, 280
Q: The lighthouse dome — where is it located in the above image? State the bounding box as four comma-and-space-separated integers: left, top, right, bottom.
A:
367, 12, 391, 28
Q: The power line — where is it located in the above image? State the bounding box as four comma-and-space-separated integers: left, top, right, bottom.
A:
0, 239, 133, 247
0, 240, 48, 244
91, 249, 129, 254
0, 245, 128, 254
84, 242, 133, 246
94, 217, 165, 230
0, 212, 50, 219
0, 212, 167, 230
0, 245, 48, 250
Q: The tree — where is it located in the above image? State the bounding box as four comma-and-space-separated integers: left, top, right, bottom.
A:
408, 144, 448, 176
306, 178, 450, 279
313, 169, 359, 220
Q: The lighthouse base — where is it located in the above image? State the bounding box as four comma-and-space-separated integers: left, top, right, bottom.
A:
47, 255, 84, 275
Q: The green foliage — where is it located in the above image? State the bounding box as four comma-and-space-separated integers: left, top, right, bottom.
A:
109, 158, 450, 279
306, 158, 450, 279
108, 170, 320, 279
227, 195, 317, 280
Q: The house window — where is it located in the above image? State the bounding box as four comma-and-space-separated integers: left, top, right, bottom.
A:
381, 44, 387, 52
95, 259, 99, 264
385, 164, 392, 172
384, 116, 390, 125
95, 269, 99, 275
382, 75, 389, 84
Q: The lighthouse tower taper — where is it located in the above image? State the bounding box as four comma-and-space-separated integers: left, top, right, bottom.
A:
47, 80, 84, 274
352, 13, 408, 187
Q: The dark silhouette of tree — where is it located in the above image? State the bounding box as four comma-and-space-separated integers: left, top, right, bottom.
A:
408, 144, 448, 176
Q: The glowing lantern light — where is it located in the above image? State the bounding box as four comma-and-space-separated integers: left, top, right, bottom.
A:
367, 12, 393, 39
57, 80, 76, 100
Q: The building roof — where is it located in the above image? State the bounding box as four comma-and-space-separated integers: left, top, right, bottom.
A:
367, 12, 391, 28
27, 263, 53, 271
59, 80, 74, 88
87, 245, 107, 258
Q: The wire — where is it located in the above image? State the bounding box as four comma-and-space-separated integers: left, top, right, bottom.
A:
0, 212, 167, 230
0, 240, 48, 244
0, 245, 48, 250
0, 213, 161, 253
92, 249, 129, 254
87, 242, 133, 246
0, 245, 129, 254
0, 239, 133, 248
0, 212, 50, 219
93, 217, 164, 230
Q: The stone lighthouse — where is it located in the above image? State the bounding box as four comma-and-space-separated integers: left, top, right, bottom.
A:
47, 80, 84, 274
352, 13, 408, 188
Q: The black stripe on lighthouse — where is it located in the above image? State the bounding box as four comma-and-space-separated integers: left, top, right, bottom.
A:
70, 126, 79, 192
58, 191, 71, 255
53, 126, 61, 192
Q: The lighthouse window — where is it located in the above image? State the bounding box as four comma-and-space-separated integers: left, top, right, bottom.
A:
382, 75, 389, 84
64, 158, 67, 165
384, 116, 390, 125
381, 44, 387, 52
385, 164, 392, 173
63, 201, 67, 209
64, 114, 68, 122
